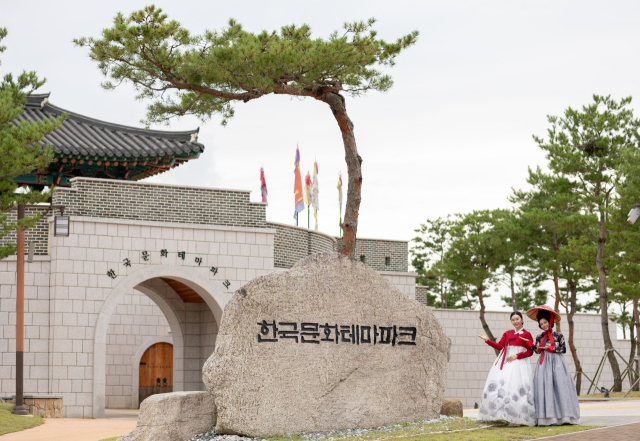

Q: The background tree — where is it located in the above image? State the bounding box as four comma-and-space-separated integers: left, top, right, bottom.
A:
534, 95, 640, 391
411, 217, 452, 308
0, 28, 65, 259
446, 209, 507, 352
609, 147, 640, 391
511, 167, 591, 393
74, 5, 418, 259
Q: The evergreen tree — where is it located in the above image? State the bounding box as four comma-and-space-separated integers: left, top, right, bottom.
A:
0, 28, 65, 259
609, 147, 640, 391
411, 217, 452, 308
74, 5, 418, 258
534, 95, 640, 391
446, 209, 507, 351
511, 167, 591, 393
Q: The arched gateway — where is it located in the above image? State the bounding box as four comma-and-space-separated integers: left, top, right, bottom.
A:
93, 264, 229, 418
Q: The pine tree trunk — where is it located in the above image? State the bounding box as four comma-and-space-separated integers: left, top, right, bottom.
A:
568, 280, 583, 395
596, 230, 623, 392
629, 318, 637, 390
510, 273, 517, 311
324, 92, 361, 258
478, 285, 498, 356
553, 273, 562, 333
634, 298, 640, 391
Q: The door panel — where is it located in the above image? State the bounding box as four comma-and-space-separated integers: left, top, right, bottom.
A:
139, 342, 173, 406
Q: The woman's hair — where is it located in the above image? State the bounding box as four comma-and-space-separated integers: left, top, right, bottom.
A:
537, 309, 555, 330
510, 311, 523, 320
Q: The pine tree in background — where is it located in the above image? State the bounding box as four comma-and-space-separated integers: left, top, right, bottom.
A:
609, 147, 640, 391
74, 5, 418, 259
446, 209, 508, 352
0, 28, 65, 259
534, 95, 640, 392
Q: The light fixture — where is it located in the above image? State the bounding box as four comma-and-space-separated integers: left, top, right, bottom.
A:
54, 216, 69, 236
628, 205, 640, 224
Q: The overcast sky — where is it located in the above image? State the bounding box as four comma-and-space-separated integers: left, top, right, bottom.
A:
3, 1, 640, 317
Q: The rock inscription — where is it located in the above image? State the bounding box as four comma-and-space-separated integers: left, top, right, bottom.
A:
203, 252, 450, 437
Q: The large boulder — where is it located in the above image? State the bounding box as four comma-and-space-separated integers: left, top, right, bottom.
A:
203, 252, 450, 437
118, 392, 216, 441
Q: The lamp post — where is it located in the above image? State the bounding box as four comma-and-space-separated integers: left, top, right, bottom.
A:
12, 204, 27, 415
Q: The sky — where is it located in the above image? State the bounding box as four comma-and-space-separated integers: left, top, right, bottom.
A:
3, 1, 640, 319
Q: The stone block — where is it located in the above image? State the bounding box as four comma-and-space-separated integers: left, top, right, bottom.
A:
440, 398, 463, 417
118, 391, 216, 441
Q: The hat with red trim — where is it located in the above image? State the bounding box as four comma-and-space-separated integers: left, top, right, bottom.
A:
526, 305, 561, 323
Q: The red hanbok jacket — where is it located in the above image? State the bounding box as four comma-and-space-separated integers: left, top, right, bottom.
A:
485, 329, 534, 370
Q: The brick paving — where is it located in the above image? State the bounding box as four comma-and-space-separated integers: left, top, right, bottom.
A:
539, 422, 640, 440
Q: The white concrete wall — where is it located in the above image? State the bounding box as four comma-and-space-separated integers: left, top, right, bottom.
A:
380, 271, 417, 300
0, 216, 274, 418
0, 256, 52, 397
432, 309, 632, 408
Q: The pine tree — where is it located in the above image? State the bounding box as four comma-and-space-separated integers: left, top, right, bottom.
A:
446, 209, 508, 352
0, 28, 65, 259
511, 167, 592, 394
74, 5, 418, 258
534, 95, 640, 392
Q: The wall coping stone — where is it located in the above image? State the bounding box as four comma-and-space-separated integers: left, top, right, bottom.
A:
1, 255, 51, 262
69, 176, 253, 194
428, 308, 621, 318
378, 270, 418, 276
337, 236, 409, 243
47, 215, 277, 235
266, 221, 338, 244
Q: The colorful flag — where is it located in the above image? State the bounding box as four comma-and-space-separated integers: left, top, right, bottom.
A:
293, 147, 305, 221
337, 173, 343, 236
260, 167, 268, 206
310, 161, 319, 230
304, 171, 311, 207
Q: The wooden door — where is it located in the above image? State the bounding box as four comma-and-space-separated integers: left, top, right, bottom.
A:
139, 342, 173, 406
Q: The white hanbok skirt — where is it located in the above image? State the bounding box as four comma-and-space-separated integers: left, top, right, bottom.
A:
477, 345, 536, 426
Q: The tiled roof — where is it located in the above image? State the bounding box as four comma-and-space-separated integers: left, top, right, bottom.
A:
18, 93, 204, 159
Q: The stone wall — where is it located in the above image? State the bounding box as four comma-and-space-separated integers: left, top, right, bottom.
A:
379, 271, 417, 301
0, 256, 52, 397
0, 216, 275, 418
0, 206, 55, 256
4, 395, 63, 417
335, 237, 408, 272
105, 290, 171, 409
431, 309, 631, 408
415, 286, 430, 305
53, 178, 267, 229
266, 222, 336, 269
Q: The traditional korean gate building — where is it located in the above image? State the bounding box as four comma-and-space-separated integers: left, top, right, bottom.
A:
0, 94, 416, 418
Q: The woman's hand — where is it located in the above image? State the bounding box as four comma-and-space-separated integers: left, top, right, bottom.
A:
506, 354, 518, 363
476, 334, 489, 342
518, 336, 529, 343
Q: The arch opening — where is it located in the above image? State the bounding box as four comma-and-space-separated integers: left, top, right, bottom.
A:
93, 265, 228, 418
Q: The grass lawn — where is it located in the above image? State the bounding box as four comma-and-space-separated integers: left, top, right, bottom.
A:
99, 438, 120, 441
0, 401, 44, 436
578, 391, 640, 399
268, 418, 598, 441
99, 418, 599, 441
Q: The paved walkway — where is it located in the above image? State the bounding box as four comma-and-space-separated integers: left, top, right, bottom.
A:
536, 422, 640, 440
0, 410, 137, 441
465, 399, 640, 440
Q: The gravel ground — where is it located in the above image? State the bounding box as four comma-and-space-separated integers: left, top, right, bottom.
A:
186, 415, 457, 441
